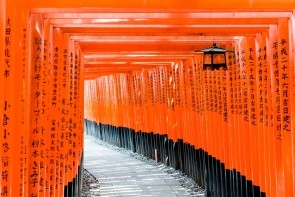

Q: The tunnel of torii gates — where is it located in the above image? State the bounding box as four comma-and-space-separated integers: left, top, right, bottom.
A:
1, 0, 295, 197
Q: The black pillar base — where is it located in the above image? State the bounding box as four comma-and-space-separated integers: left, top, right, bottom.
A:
84, 119, 265, 197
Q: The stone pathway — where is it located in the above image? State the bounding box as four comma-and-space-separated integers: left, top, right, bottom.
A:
84, 135, 205, 196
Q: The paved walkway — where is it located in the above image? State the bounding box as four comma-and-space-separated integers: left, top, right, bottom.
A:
84, 135, 195, 196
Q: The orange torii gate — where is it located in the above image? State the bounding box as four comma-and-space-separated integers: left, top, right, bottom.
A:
1, 0, 295, 196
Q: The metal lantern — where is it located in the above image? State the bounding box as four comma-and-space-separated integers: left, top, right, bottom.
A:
196, 43, 232, 70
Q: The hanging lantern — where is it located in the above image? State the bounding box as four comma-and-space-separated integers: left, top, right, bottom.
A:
196, 42, 232, 70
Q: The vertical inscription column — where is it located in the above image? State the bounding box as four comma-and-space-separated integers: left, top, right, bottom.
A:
0, 2, 4, 195
278, 18, 293, 197
51, 28, 63, 197
29, 15, 45, 197
235, 42, 243, 178
268, 24, 284, 197
74, 43, 82, 184
261, 32, 272, 196
68, 41, 75, 185
60, 34, 68, 191
49, 38, 58, 197
20, 21, 29, 197
239, 38, 252, 188
247, 37, 260, 192
43, 18, 51, 197
2, 14, 13, 197
255, 33, 266, 194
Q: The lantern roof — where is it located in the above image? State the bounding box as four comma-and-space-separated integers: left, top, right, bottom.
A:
196, 43, 233, 53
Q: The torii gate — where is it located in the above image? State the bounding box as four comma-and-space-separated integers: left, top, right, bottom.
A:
0, 0, 295, 196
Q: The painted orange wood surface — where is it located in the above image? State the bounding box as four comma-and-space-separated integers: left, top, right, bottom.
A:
1, 0, 295, 196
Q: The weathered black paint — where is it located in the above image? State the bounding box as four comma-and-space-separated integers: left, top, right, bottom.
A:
64, 151, 83, 197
